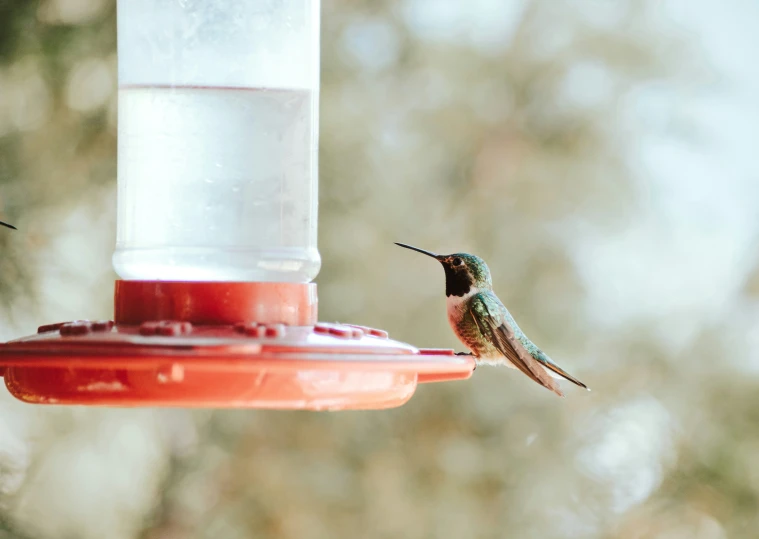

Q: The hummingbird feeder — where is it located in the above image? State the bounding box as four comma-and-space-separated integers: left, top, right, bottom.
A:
0, 0, 474, 410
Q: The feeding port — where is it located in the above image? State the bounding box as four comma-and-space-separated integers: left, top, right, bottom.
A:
0, 0, 474, 410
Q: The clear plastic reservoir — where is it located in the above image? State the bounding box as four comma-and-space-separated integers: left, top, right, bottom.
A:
114, 0, 321, 282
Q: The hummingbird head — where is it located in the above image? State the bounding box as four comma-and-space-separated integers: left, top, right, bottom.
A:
395, 243, 492, 297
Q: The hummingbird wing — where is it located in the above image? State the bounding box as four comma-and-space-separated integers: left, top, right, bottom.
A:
469, 292, 564, 396
509, 313, 589, 391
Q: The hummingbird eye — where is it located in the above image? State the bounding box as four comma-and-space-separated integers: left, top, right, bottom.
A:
452, 257, 463, 267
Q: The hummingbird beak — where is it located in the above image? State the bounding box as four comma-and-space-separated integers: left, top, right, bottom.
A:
0, 221, 15, 230
394, 242, 444, 261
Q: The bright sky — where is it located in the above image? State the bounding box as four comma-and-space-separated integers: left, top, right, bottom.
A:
568, 0, 759, 344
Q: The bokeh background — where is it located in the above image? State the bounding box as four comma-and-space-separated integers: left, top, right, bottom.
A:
1, 0, 759, 537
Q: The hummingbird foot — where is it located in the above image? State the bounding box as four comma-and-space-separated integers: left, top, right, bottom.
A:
455, 352, 476, 371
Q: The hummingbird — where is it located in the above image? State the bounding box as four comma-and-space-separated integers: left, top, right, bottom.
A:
0, 221, 15, 230
395, 242, 589, 397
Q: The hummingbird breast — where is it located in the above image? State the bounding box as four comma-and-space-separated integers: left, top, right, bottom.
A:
446, 291, 498, 358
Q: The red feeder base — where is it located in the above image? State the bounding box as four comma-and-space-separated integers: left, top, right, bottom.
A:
0, 281, 475, 410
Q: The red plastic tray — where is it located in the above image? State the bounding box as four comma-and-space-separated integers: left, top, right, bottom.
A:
0, 281, 475, 409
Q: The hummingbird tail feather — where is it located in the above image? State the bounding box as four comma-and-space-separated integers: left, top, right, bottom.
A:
540, 362, 589, 391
